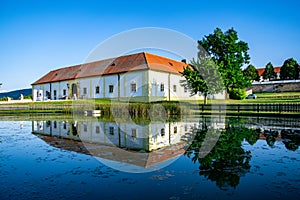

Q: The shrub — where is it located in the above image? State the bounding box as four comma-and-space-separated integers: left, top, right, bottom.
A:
0, 96, 12, 101
229, 89, 247, 100
24, 94, 32, 99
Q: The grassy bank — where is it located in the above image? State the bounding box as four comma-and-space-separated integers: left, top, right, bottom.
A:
0, 92, 299, 116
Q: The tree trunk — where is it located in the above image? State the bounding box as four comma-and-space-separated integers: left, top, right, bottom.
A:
204, 94, 208, 105
226, 89, 230, 99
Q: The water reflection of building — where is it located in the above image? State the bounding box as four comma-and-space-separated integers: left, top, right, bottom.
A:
33, 120, 201, 151
32, 117, 226, 170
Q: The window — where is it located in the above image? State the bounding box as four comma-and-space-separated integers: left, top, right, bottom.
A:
184, 87, 188, 93
53, 90, 57, 99
160, 128, 165, 136
184, 125, 188, 132
109, 126, 114, 135
63, 89, 66, 96
63, 122, 67, 129
83, 87, 87, 95
173, 85, 177, 92
54, 121, 57, 129
174, 126, 177, 134
153, 135, 157, 143
160, 83, 164, 92
109, 85, 114, 93
131, 83, 137, 92
131, 128, 137, 138
96, 126, 100, 134
84, 124, 87, 132
46, 121, 51, 127
95, 86, 100, 94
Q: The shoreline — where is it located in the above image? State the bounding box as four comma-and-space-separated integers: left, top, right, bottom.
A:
0, 100, 299, 116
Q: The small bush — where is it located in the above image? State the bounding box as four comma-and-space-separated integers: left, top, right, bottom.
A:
229, 89, 247, 100
24, 94, 32, 99
0, 96, 10, 101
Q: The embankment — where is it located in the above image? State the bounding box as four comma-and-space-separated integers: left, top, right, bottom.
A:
249, 81, 300, 93
0, 100, 300, 117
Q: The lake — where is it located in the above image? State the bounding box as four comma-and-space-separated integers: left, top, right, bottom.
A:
0, 114, 299, 199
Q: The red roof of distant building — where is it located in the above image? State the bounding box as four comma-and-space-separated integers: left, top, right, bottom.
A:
256, 66, 281, 76
32, 52, 187, 85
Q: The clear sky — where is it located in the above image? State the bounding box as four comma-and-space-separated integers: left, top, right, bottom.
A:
0, 0, 299, 92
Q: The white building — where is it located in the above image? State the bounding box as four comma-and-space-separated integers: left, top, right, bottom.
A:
32, 52, 207, 102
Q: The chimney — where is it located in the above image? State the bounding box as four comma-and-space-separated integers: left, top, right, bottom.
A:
181, 59, 186, 64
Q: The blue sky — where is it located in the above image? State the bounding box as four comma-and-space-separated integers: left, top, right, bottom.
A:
0, 0, 299, 91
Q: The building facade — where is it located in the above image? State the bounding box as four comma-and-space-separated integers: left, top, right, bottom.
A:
32, 52, 224, 102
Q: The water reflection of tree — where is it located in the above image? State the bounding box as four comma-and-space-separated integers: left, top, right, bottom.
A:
265, 129, 300, 151
185, 124, 259, 190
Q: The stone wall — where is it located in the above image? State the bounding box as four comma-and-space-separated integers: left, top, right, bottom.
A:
248, 82, 300, 93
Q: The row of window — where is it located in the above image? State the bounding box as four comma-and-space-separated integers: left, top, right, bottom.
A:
81, 83, 187, 95
83, 125, 178, 137
160, 84, 188, 93
47, 83, 188, 98
46, 122, 186, 139
83, 83, 136, 95
51, 122, 181, 135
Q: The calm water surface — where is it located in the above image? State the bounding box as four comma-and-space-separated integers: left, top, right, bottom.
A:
0, 115, 299, 200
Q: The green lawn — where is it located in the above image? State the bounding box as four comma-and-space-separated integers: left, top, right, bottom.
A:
255, 91, 300, 98
1, 92, 299, 107
181, 91, 300, 104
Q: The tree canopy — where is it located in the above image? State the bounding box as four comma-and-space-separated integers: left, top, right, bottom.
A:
243, 64, 259, 81
263, 62, 276, 80
198, 28, 251, 92
181, 57, 224, 104
280, 58, 299, 80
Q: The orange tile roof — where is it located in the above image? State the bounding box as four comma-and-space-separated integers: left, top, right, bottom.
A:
144, 52, 186, 74
256, 66, 281, 76
32, 52, 187, 85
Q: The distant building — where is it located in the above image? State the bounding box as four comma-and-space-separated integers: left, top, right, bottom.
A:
32, 52, 224, 102
256, 66, 281, 82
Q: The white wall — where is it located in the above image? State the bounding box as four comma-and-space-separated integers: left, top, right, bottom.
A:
149, 71, 168, 99
120, 71, 144, 98
148, 70, 202, 101
91, 77, 104, 99
59, 81, 69, 99
50, 83, 59, 100
32, 85, 40, 101
79, 79, 91, 99
32, 84, 47, 101
103, 75, 118, 99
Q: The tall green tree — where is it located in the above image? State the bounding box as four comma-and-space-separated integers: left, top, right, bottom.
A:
198, 28, 251, 94
243, 64, 259, 81
263, 62, 276, 80
181, 57, 224, 104
280, 58, 299, 80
